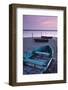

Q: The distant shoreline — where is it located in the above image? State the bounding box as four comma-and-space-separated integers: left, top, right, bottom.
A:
24, 29, 57, 32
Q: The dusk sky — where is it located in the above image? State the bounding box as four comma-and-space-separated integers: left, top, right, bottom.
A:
23, 15, 57, 30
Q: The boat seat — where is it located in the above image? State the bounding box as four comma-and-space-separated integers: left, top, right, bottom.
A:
24, 58, 48, 66
35, 51, 50, 56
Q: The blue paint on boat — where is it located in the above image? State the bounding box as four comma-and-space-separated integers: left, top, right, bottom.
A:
23, 45, 53, 73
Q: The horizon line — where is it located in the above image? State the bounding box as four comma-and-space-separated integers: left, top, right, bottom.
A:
23, 29, 57, 31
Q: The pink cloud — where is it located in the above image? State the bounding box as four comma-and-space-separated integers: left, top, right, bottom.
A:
40, 19, 57, 29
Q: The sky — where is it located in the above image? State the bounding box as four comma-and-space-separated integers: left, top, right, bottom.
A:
23, 15, 57, 31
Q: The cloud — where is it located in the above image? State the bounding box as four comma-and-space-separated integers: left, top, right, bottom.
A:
40, 19, 57, 29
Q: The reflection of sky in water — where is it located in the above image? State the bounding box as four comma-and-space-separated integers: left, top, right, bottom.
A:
23, 31, 57, 37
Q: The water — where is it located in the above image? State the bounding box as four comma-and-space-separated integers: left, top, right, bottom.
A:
23, 30, 57, 37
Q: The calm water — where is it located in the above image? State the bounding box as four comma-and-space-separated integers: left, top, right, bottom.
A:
23, 30, 57, 37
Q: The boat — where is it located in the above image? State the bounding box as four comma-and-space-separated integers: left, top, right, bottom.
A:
41, 36, 53, 39
23, 45, 53, 73
34, 37, 48, 42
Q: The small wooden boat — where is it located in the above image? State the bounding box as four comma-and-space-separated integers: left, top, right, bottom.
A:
41, 36, 53, 39
23, 45, 53, 73
34, 37, 48, 42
